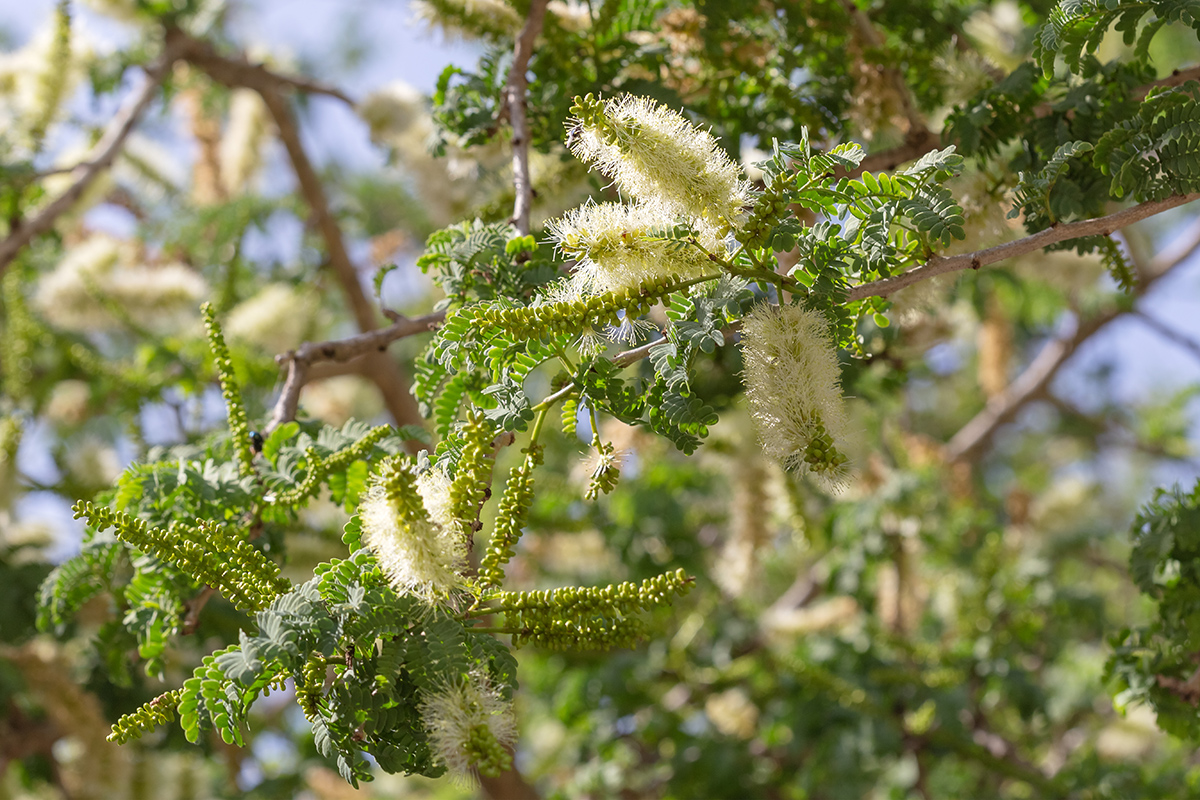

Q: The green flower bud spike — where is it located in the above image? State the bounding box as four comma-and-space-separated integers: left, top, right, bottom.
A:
202, 303, 255, 477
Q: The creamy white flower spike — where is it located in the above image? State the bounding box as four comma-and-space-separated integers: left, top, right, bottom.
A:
741, 304, 850, 489
0, 9, 92, 151
422, 671, 517, 780
416, 467, 458, 535
360, 462, 465, 601
34, 235, 207, 333
547, 200, 720, 294
219, 89, 271, 197
568, 95, 748, 231
548, 0, 592, 32
357, 81, 425, 142
226, 283, 320, 354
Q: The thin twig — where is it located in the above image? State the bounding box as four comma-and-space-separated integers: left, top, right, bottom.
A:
1132, 310, 1200, 365
266, 311, 445, 432
164, 28, 353, 104
848, 193, 1200, 302
0, 42, 182, 276
612, 333, 666, 367
503, 0, 548, 236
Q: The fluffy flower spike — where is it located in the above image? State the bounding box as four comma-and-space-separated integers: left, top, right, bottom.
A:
568, 94, 748, 232
360, 458, 466, 600
422, 671, 517, 780
741, 304, 851, 489
547, 200, 719, 294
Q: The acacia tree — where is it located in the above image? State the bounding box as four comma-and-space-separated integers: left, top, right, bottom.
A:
4, 0, 1200, 797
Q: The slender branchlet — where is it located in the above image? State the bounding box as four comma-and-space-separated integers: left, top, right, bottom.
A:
271, 424, 393, 506
477, 445, 543, 589
107, 689, 182, 745
73, 501, 284, 611
740, 303, 851, 489
421, 670, 517, 779
360, 457, 466, 600
201, 303, 256, 477
567, 93, 748, 232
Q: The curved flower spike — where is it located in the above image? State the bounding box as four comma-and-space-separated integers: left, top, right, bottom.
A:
422, 671, 517, 779
568, 94, 749, 232
741, 303, 851, 489
360, 459, 466, 601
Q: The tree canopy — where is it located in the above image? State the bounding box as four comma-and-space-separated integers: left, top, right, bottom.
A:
3, 0, 1200, 798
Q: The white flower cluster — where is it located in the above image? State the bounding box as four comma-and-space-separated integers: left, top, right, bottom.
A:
359, 465, 466, 601
740, 304, 851, 488
219, 89, 272, 197
34, 235, 208, 333
547, 201, 720, 294
225, 283, 321, 354
549, 95, 749, 298
547, 0, 592, 32
358, 80, 511, 227
568, 95, 749, 229
0, 11, 92, 153
421, 671, 517, 779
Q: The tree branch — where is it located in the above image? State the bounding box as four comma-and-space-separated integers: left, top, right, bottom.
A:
174, 28, 424, 429
0, 41, 181, 276
265, 311, 445, 432
944, 310, 1117, 462
164, 28, 353, 105
503, 0, 548, 236
943, 210, 1200, 461
1132, 310, 1200, 365
848, 193, 1200, 302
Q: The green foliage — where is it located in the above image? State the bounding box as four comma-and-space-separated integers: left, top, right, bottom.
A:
1094, 81, 1200, 201
1036, 0, 1200, 77
416, 219, 556, 308
1009, 140, 1095, 226
1108, 479, 1200, 738
12, 0, 1200, 796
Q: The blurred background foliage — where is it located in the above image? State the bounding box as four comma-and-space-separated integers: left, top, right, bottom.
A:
2, 0, 1200, 798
